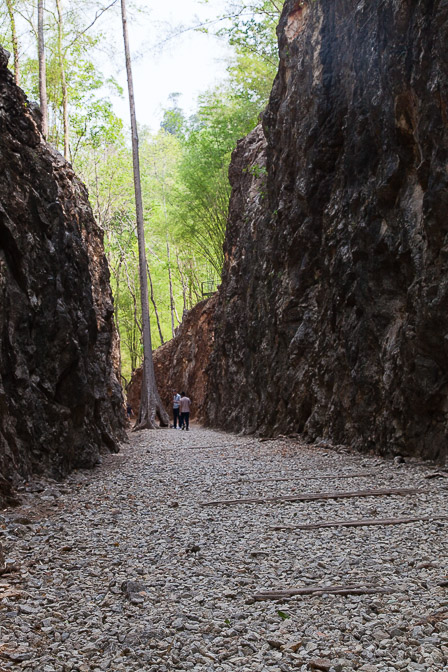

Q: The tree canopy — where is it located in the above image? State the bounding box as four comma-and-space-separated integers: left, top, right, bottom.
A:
0, 0, 281, 383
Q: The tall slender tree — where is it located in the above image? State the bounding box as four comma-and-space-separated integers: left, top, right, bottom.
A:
37, 0, 48, 137
120, 0, 169, 429
55, 0, 69, 159
166, 234, 177, 338
5, 0, 20, 85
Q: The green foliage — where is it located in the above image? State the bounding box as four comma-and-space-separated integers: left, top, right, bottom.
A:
168, 74, 266, 274
76, 126, 214, 382
167, 0, 280, 274
160, 92, 186, 139
202, 0, 281, 107
171, 95, 235, 271
0, 0, 124, 159
76, 0, 282, 380
0, 0, 283, 386
246, 163, 267, 178
277, 610, 291, 621
22, 42, 123, 157
217, 0, 281, 67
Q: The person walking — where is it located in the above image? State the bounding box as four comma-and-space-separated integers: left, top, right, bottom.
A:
179, 392, 191, 431
172, 390, 181, 429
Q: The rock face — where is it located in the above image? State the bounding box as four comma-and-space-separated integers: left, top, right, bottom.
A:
206, 1, 448, 462
0, 47, 126, 505
127, 296, 216, 424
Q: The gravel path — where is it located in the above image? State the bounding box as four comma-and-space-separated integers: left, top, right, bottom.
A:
1, 427, 448, 672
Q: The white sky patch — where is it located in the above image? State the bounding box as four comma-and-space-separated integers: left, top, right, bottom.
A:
1, 0, 231, 131
104, 0, 231, 131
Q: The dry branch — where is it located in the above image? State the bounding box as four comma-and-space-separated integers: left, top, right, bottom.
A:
270, 514, 448, 531
253, 584, 395, 601
201, 487, 424, 507
185, 443, 240, 450
225, 472, 376, 485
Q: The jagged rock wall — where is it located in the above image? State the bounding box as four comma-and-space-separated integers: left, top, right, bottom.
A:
0, 47, 127, 505
206, 0, 448, 462
127, 296, 216, 424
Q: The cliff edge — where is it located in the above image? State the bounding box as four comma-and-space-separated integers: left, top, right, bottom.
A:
206, 0, 448, 462
0, 47, 126, 505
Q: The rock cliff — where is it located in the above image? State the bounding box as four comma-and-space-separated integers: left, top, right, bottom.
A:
0, 47, 126, 505
206, 0, 448, 462
127, 295, 216, 424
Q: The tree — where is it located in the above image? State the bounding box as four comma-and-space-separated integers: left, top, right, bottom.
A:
7, 0, 121, 157
160, 92, 185, 138
168, 84, 260, 275
37, 0, 49, 136
5, 0, 20, 85
217, 0, 281, 67
163, 1, 280, 281
0, 0, 282, 385
140, 128, 183, 338
120, 0, 169, 429
55, 0, 69, 158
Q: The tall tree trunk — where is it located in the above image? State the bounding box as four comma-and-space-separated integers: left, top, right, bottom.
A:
5, 0, 20, 86
176, 250, 188, 316
120, 0, 169, 430
190, 258, 202, 303
122, 253, 141, 341
55, 0, 69, 159
146, 262, 165, 346
37, 0, 48, 137
166, 235, 176, 337
160, 167, 178, 337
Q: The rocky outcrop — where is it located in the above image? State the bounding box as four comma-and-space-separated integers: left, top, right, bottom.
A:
206, 1, 448, 462
0, 47, 126, 505
127, 296, 216, 424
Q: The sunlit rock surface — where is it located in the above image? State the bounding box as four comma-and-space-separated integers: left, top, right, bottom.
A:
206, 1, 448, 462
0, 47, 126, 505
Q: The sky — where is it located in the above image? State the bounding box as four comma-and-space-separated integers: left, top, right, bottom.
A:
104, 0, 232, 131
1, 0, 232, 132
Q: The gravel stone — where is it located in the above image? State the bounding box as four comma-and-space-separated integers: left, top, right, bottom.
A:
1, 427, 447, 671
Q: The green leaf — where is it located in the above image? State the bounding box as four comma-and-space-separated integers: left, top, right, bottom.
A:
277, 610, 290, 621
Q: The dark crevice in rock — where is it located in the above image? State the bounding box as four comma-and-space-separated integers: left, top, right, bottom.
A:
0, 212, 27, 293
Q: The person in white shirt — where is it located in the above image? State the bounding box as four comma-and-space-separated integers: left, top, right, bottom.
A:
179, 392, 191, 431
172, 390, 181, 429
